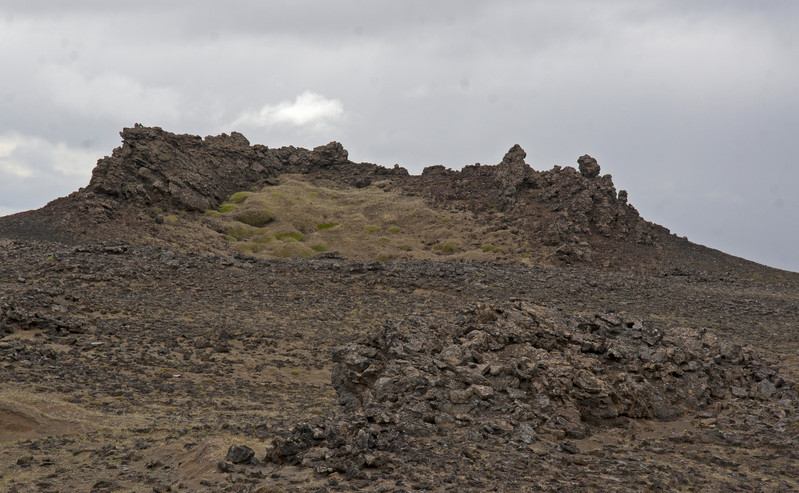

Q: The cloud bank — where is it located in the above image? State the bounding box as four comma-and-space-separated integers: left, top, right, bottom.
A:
0, 1, 797, 271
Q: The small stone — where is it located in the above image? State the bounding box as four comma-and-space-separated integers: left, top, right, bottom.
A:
226, 444, 255, 464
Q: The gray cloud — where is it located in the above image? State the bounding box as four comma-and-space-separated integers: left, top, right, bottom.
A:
1, 1, 797, 271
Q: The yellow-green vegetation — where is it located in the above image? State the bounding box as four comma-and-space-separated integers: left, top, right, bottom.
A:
165, 215, 179, 225
218, 202, 239, 213
434, 239, 460, 255
225, 222, 251, 240
275, 231, 304, 242
201, 175, 525, 260
229, 191, 254, 203
235, 208, 272, 227
275, 242, 314, 258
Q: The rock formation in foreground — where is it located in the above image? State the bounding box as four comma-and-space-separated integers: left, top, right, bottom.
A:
267, 301, 798, 489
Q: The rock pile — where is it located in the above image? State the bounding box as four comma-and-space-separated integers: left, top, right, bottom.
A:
0, 288, 82, 336
267, 301, 798, 481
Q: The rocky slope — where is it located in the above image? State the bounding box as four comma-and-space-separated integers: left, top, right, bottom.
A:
0, 124, 734, 272
1, 125, 798, 491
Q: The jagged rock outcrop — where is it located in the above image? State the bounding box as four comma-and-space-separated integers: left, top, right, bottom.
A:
267, 301, 797, 478
87, 125, 353, 211
577, 154, 601, 178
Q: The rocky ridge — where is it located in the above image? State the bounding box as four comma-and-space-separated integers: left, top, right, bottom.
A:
2, 125, 668, 268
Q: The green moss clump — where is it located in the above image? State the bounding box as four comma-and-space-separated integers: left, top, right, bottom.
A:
376, 254, 391, 261
378, 236, 390, 243
275, 243, 313, 258
252, 234, 274, 244
397, 244, 412, 251
225, 223, 251, 240
229, 191, 254, 203
317, 222, 339, 230
275, 231, 304, 242
310, 242, 328, 252
439, 216, 452, 223
234, 242, 260, 254
165, 215, 179, 225
434, 239, 460, 255
204, 210, 220, 216
235, 208, 272, 227
388, 226, 401, 234
363, 225, 381, 232
482, 244, 495, 252
219, 202, 239, 213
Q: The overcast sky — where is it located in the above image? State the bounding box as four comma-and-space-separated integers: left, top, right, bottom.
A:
1, 1, 797, 272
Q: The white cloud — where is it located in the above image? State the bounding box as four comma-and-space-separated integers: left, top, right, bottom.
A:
0, 137, 35, 177
0, 132, 100, 179
39, 64, 181, 123
231, 91, 344, 132
0, 206, 22, 217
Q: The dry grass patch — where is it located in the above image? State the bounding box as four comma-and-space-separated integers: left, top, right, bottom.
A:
200, 176, 529, 260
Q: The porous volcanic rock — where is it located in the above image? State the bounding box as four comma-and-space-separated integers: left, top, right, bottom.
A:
86, 124, 354, 211
267, 301, 798, 486
577, 154, 601, 178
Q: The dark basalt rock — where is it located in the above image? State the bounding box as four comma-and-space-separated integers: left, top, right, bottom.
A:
578, 154, 601, 178
267, 301, 798, 477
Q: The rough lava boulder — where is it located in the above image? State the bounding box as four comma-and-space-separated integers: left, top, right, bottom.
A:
267, 301, 798, 485
86, 124, 352, 211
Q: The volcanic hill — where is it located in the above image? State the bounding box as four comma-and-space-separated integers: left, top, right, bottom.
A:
0, 125, 798, 492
